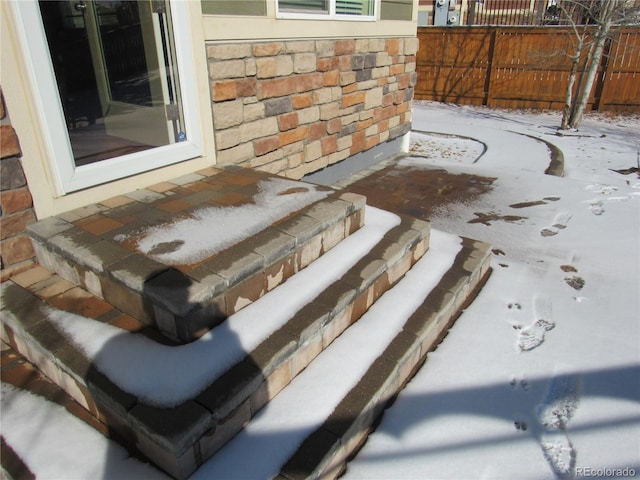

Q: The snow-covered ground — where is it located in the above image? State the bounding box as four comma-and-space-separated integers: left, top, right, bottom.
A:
2, 102, 638, 479
344, 102, 640, 479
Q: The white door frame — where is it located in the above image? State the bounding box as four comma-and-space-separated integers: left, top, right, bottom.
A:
10, 0, 202, 194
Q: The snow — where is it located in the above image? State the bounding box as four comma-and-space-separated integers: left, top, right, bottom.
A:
119, 177, 331, 265
0, 384, 163, 479
344, 102, 640, 479
2, 101, 639, 479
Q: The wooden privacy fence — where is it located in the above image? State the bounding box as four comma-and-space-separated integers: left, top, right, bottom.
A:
415, 26, 640, 113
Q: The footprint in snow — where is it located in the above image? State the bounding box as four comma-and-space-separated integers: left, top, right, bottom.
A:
541, 433, 577, 479
540, 212, 572, 237
589, 201, 605, 216
537, 372, 582, 478
516, 296, 554, 352
509, 374, 530, 392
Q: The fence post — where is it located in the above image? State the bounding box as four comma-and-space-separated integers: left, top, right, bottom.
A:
483, 27, 497, 106
468, 0, 476, 26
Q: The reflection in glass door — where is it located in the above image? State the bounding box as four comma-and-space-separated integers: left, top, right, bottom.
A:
38, 0, 184, 167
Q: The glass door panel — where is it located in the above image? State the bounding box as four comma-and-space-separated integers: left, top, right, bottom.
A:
38, 0, 184, 167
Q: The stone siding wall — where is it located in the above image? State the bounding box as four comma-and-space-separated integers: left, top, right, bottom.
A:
0, 87, 36, 279
207, 37, 418, 178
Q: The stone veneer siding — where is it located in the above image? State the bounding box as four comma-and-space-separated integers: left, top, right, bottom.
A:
207, 37, 418, 178
0, 87, 36, 280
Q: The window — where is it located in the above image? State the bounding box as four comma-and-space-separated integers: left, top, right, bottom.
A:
277, 0, 375, 19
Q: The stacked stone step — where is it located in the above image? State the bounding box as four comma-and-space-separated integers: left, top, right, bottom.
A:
1, 207, 432, 478
0, 231, 493, 480
25, 166, 365, 343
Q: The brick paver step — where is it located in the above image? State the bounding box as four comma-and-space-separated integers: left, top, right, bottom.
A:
26, 166, 366, 343
1, 207, 430, 479
190, 234, 491, 480
1, 232, 490, 480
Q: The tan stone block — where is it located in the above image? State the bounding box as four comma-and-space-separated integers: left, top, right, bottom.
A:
240, 117, 279, 142
369, 38, 386, 52
287, 152, 305, 169
212, 99, 243, 129
256, 57, 277, 79
305, 140, 322, 162
320, 102, 340, 121
372, 66, 390, 79
9, 264, 51, 288
322, 220, 345, 252
313, 87, 334, 105
365, 87, 384, 110
291, 334, 323, 376
355, 38, 370, 53
297, 106, 320, 124
329, 148, 350, 165
215, 127, 241, 150
207, 43, 252, 60
404, 37, 420, 55
294, 53, 317, 73
250, 147, 284, 168
337, 135, 352, 151
243, 102, 265, 123
315, 40, 335, 58
340, 71, 356, 86
285, 40, 315, 53
322, 305, 354, 348
217, 142, 254, 165
297, 235, 322, 270
209, 59, 245, 80
376, 52, 392, 67
258, 157, 288, 175
245, 57, 257, 76
281, 141, 304, 157
254, 42, 284, 57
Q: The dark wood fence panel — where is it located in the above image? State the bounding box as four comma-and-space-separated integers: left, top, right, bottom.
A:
599, 30, 640, 112
415, 27, 640, 113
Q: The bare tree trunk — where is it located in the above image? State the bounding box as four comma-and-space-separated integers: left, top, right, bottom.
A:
567, 1, 617, 129
561, 42, 582, 130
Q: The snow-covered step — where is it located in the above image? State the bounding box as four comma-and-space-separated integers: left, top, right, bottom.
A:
26, 166, 365, 343
192, 231, 491, 480
0, 207, 431, 479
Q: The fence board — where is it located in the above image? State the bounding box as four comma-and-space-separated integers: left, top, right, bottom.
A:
415, 26, 640, 113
